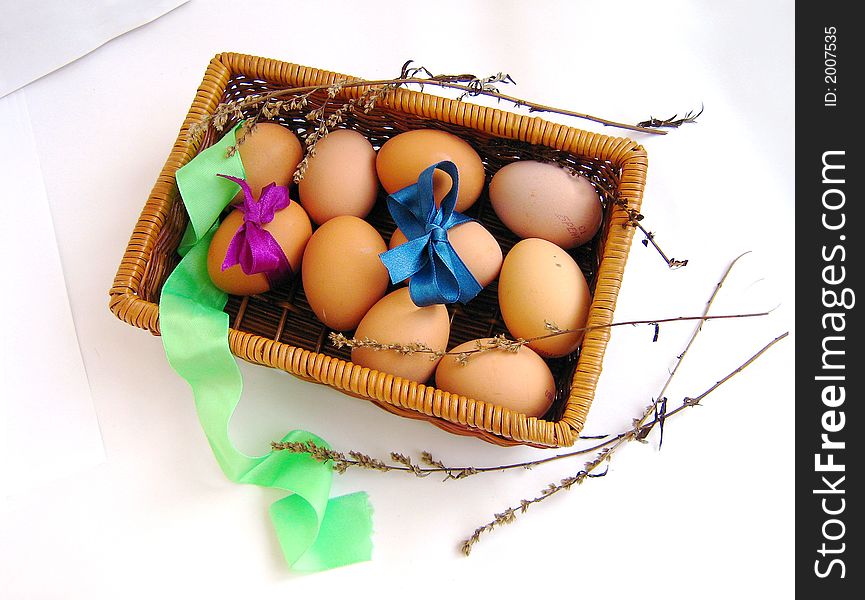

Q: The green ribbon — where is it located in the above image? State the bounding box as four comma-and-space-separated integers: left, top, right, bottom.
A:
159, 124, 374, 571
176, 122, 246, 253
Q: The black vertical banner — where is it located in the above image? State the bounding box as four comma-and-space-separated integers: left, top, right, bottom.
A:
796, 2, 861, 596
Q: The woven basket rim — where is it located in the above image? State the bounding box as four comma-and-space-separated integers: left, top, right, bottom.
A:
109, 52, 647, 448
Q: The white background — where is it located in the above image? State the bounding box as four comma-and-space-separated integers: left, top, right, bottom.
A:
1, 0, 794, 598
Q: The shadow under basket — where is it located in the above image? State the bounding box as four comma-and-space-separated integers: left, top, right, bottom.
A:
109, 52, 648, 448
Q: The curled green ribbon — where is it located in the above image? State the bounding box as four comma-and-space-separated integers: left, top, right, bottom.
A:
176, 122, 246, 252
159, 123, 373, 570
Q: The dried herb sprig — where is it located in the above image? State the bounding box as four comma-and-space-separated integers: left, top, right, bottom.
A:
273, 405, 699, 480
273, 435, 623, 480
329, 333, 448, 362
226, 119, 258, 157
272, 441, 494, 480
639, 251, 750, 443
329, 309, 771, 364
273, 332, 788, 549
192, 60, 689, 143
459, 330, 788, 555
273, 440, 394, 474
292, 82, 392, 182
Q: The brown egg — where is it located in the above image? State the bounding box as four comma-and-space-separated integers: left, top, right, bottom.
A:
376, 129, 485, 212
298, 129, 379, 225
389, 221, 503, 288
435, 339, 556, 418
351, 288, 450, 383
236, 123, 303, 200
498, 238, 591, 358
489, 161, 603, 249
207, 201, 312, 296
302, 216, 389, 331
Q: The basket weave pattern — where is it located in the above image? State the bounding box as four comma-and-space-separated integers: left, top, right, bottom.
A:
109, 53, 647, 448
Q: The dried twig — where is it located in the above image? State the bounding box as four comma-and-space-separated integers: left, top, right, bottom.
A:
638, 251, 750, 441
193, 61, 680, 140
329, 309, 771, 364
613, 197, 688, 269
459, 330, 788, 555
636, 105, 704, 129
273, 435, 623, 480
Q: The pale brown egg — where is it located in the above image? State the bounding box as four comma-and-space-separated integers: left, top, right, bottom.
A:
302, 216, 389, 331
489, 161, 603, 249
351, 288, 450, 383
435, 339, 556, 418
497, 238, 591, 358
389, 221, 503, 288
236, 123, 303, 200
298, 129, 379, 225
207, 201, 312, 296
376, 129, 485, 212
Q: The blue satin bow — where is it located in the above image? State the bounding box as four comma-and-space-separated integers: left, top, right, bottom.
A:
379, 161, 482, 307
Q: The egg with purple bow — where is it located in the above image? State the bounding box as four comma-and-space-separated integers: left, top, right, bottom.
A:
207, 179, 312, 296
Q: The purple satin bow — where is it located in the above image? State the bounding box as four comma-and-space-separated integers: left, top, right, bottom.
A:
217, 174, 293, 286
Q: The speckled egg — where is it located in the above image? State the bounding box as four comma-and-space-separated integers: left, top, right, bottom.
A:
497, 238, 591, 358
489, 160, 602, 249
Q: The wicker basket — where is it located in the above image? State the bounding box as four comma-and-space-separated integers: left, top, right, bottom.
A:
109, 52, 647, 448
